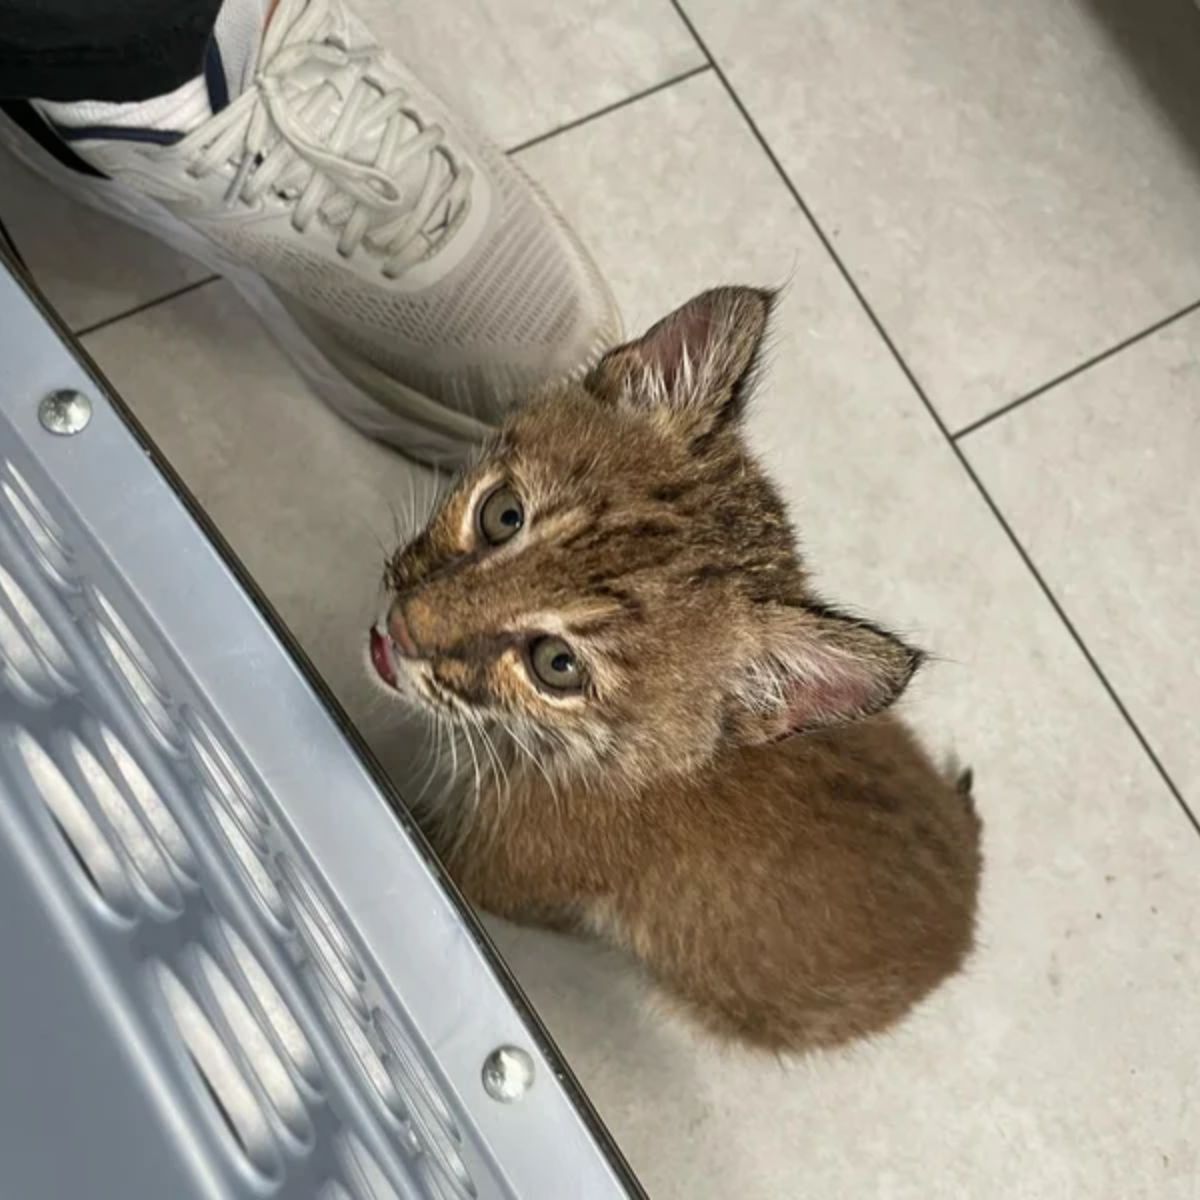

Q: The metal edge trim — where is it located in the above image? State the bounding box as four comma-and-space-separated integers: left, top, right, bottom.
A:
5, 260, 647, 1200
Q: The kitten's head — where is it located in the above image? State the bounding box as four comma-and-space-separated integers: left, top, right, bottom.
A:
369, 287, 921, 788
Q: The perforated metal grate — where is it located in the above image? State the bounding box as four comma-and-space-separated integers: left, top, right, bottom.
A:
0, 263, 640, 1198
0, 451, 488, 1197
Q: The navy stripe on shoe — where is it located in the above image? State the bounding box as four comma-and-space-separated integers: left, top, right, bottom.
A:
54, 124, 184, 147
205, 38, 231, 114
0, 101, 109, 179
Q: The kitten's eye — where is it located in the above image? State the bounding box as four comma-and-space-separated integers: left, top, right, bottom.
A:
529, 636, 584, 692
478, 485, 524, 545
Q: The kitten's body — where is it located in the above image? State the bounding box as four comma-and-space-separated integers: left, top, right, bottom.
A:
450, 719, 979, 1051
371, 288, 982, 1054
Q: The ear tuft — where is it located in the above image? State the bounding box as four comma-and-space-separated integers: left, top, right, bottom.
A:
726, 603, 923, 745
586, 286, 775, 442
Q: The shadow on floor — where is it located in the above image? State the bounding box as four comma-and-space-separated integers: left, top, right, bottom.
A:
1083, 0, 1200, 171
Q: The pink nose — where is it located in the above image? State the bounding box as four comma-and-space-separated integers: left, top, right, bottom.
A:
388, 603, 420, 658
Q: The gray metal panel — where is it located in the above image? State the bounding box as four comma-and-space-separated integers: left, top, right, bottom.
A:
0, 261, 642, 1200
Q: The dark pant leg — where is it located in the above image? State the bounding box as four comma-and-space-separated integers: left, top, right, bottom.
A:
0, 0, 223, 101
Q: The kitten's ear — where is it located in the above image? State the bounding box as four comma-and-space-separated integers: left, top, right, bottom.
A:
586, 286, 774, 442
726, 604, 923, 745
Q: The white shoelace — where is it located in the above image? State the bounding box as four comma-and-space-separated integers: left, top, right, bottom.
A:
183, 0, 472, 277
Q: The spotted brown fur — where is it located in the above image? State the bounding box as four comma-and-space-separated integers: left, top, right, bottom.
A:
374, 287, 981, 1053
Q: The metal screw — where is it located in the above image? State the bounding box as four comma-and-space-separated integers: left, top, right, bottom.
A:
481, 1045, 534, 1103
38, 389, 92, 436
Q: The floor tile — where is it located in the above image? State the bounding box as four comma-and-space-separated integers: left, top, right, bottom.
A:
79, 281, 437, 781
81, 72, 1200, 1199
507, 73, 1200, 1199
355, 0, 704, 148
0, 155, 212, 333
965, 309, 1200, 805
684, 0, 1200, 430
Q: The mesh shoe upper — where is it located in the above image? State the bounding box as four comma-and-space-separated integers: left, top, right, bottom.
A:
209, 149, 615, 423
47, 0, 620, 428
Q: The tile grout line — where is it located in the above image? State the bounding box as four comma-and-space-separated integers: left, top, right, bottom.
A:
506, 64, 712, 155
951, 450, 1200, 837
954, 296, 1200, 440
667, 0, 1200, 835
75, 274, 220, 339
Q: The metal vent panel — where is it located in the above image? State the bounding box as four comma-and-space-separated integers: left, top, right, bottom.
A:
0, 264, 639, 1199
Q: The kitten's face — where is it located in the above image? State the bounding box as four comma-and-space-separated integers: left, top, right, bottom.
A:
368, 288, 920, 788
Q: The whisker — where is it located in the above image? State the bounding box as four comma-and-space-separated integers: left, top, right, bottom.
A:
444, 712, 460, 788
404, 471, 418, 540
386, 503, 402, 548
418, 464, 443, 526
501, 718, 561, 810
459, 716, 483, 812
408, 713, 443, 806
467, 709, 509, 807
367, 523, 390, 561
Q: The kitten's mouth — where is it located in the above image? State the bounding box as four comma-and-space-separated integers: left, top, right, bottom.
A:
369, 626, 399, 689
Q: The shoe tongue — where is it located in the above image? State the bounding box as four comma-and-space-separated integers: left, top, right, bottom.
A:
209, 0, 272, 108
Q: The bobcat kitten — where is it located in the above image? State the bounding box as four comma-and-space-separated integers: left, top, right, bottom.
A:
368, 287, 981, 1053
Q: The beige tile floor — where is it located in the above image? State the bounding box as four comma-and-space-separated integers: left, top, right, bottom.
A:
3, 0, 1200, 1195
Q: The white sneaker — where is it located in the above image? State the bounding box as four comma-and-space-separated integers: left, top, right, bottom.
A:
1, 0, 621, 466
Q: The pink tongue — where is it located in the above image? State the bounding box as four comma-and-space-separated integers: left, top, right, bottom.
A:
369, 629, 397, 686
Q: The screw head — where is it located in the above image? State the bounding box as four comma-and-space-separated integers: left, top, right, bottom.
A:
481, 1045, 534, 1103
39, 389, 92, 436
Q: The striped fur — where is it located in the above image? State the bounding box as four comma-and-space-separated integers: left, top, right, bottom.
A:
372, 288, 981, 1052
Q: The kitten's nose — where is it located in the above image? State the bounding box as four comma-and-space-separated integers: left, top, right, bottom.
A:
387, 603, 421, 658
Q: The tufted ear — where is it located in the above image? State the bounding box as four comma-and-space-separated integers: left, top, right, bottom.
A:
586, 286, 774, 444
725, 604, 924, 745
